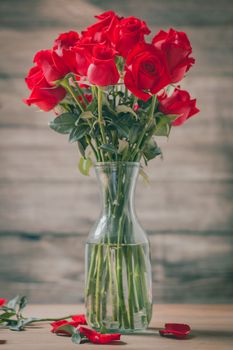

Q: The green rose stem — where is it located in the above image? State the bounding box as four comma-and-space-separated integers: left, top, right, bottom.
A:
86, 137, 101, 161
95, 244, 103, 325
130, 95, 157, 161
0, 315, 74, 325
114, 171, 130, 329
125, 246, 135, 329
101, 253, 109, 322
60, 78, 84, 113
97, 87, 109, 161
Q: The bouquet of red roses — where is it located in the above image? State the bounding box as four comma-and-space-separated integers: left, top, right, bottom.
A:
24, 10, 199, 174
24, 11, 199, 333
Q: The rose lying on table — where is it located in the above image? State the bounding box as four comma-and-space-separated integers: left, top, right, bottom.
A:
51, 318, 121, 345
0, 296, 191, 344
0, 296, 121, 344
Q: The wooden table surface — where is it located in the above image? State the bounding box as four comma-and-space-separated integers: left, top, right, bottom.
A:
1, 304, 233, 350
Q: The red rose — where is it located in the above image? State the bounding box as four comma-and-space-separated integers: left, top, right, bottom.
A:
80, 26, 110, 51
112, 16, 151, 57
0, 298, 7, 306
84, 11, 120, 42
78, 326, 121, 344
158, 88, 199, 126
152, 28, 195, 83
124, 42, 170, 101
24, 73, 66, 111
52, 31, 80, 74
53, 31, 80, 52
34, 50, 69, 85
87, 45, 119, 86
25, 66, 44, 90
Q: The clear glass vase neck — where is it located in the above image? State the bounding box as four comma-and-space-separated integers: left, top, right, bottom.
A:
95, 162, 139, 218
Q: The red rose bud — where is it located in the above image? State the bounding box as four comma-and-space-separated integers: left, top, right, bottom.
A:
153, 28, 195, 83
87, 45, 119, 86
159, 323, 191, 339
124, 42, 170, 101
158, 88, 199, 126
0, 298, 7, 306
79, 326, 121, 344
113, 16, 151, 57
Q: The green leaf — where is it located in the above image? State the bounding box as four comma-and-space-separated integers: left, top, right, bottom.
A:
18, 296, 27, 312
7, 296, 20, 311
78, 157, 93, 176
110, 120, 129, 138
49, 113, 76, 134
56, 324, 76, 336
128, 125, 140, 144
80, 111, 95, 120
0, 312, 15, 319
72, 332, 82, 344
4, 319, 18, 327
77, 138, 88, 157
69, 125, 89, 143
116, 105, 137, 118
153, 113, 178, 136
153, 123, 169, 136
100, 144, 117, 155
164, 114, 178, 121
143, 138, 162, 160
153, 114, 172, 136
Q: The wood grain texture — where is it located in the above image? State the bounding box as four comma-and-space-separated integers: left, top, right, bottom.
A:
1, 304, 233, 350
0, 232, 232, 303
0, 0, 233, 303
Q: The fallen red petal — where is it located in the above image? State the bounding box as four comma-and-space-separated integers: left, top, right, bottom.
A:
79, 326, 121, 344
159, 323, 191, 339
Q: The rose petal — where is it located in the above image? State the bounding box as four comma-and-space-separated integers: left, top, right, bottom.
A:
79, 326, 121, 344
159, 323, 191, 339
0, 298, 7, 307
71, 314, 87, 324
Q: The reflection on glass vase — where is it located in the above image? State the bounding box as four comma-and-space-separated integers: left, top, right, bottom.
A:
85, 162, 152, 332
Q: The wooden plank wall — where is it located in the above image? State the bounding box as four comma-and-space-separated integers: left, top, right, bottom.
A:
0, 0, 233, 303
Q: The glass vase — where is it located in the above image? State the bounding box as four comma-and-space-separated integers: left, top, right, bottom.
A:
85, 162, 152, 332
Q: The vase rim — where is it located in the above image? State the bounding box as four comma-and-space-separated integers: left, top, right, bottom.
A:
95, 161, 140, 168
